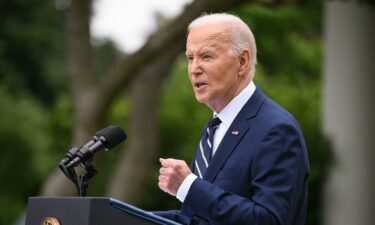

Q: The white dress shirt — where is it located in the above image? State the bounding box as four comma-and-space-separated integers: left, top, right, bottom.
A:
176, 81, 256, 202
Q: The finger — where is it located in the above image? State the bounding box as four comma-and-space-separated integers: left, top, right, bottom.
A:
158, 180, 171, 193
160, 167, 172, 176
160, 158, 171, 167
158, 175, 165, 182
158, 181, 167, 192
160, 158, 175, 167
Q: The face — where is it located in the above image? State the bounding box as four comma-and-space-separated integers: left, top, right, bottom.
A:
186, 23, 249, 112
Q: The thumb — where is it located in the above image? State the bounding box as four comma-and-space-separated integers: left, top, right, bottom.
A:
160, 158, 175, 167
159, 158, 165, 166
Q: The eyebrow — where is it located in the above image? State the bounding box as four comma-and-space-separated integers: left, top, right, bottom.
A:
185, 48, 215, 57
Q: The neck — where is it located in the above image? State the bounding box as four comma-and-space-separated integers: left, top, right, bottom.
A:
211, 78, 251, 113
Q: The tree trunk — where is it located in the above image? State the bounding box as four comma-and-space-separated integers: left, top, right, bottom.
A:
106, 39, 184, 204
40, 0, 109, 196
40, 0, 100, 196
323, 2, 375, 225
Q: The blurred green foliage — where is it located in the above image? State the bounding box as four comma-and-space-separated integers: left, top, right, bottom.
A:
0, 0, 330, 224
0, 0, 67, 106
0, 0, 68, 224
0, 86, 54, 224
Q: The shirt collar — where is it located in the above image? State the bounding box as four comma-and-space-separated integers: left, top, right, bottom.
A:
214, 81, 256, 127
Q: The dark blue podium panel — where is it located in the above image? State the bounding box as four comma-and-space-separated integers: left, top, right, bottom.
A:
25, 197, 180, 225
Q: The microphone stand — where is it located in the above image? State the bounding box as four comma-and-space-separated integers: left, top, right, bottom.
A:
78, 160, 97, 196
58, 147, 80, 195
58, 147, 98, 197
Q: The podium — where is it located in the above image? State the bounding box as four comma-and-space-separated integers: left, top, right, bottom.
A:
25, 197, 181, 225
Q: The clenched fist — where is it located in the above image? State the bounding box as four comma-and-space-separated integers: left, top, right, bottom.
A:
158, 158, 192, 196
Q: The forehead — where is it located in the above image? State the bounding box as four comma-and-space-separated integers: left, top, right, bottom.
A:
186, 23, 232, 52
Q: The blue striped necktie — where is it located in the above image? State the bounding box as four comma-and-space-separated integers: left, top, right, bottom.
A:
195, 116, 222, 178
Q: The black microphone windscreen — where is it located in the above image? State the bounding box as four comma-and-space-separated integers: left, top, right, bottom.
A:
95, 126, 112, 137
98, 125, 127, 149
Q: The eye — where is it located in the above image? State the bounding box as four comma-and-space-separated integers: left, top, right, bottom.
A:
202, 54, 212, 60
186, 55, 194, 62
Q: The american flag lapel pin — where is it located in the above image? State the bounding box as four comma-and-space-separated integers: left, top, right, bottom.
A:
232, 130, 239, 136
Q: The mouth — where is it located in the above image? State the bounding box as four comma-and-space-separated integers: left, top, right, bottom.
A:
194, 82, 207, 89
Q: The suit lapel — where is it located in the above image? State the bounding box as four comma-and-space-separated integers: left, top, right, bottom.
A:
203, 88, 266, 182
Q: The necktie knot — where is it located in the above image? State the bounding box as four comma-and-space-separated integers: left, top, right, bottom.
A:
208, 116, 222, 130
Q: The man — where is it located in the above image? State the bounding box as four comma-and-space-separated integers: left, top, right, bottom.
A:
156, 13, 309, 225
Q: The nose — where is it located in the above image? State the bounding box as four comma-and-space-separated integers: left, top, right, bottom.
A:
189, 59, 203, 76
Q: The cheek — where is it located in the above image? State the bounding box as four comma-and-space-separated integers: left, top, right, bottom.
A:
187, 72, 194, 84
212, 67, 236, 85
213, 73, 240, 95
187, 65, 192, 75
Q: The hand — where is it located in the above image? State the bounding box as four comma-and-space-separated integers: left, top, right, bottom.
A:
158, 158, 192, 196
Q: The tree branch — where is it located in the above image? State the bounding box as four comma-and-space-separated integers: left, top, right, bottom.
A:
101, 0, 300, 104
101, 0, 250, 102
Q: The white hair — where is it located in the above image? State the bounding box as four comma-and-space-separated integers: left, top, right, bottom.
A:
188, 13, 257, 78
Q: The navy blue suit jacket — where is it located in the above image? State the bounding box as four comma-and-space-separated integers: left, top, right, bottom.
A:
156, 88, 310, 225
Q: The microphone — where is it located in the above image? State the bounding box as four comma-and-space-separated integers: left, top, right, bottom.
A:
66, 125, 127, 168
59, 126, 117, 165
59, 147, 80, 166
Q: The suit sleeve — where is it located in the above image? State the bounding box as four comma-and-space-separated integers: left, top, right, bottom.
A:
152, 210, 191, 224
181, 124, 309, 225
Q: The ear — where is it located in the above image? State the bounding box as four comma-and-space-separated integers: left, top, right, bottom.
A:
238, 49, 250, 77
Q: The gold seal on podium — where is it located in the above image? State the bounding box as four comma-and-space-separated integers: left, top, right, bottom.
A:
41, 217, 60, 225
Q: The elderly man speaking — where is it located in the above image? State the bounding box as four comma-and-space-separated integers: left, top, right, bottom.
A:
155, 13, 309, 225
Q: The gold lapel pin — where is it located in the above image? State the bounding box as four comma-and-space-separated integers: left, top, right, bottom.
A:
232, 130, 239, 136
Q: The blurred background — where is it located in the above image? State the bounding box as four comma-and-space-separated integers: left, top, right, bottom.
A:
0, 0, 373, 225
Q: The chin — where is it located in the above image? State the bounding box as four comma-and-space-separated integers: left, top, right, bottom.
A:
195, 97, 205, 104
195, 95, 207, 103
